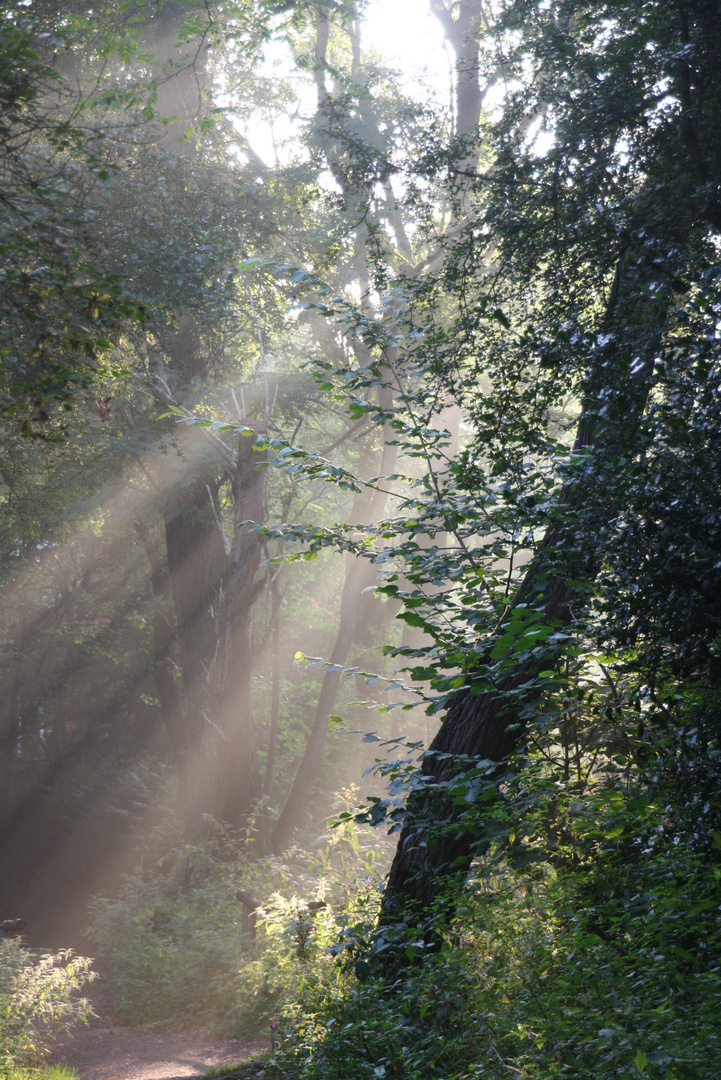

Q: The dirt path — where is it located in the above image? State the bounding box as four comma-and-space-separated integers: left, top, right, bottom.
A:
48, 982, 266, 1080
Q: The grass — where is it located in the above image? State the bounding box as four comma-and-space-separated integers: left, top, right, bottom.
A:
3, 1067, 79, 1080
202, 1059, 270, 1080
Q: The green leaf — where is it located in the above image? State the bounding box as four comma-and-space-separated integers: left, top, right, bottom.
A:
633, 1050, 648, 1073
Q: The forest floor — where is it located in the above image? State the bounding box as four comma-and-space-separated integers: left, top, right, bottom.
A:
47, 980, 266, 1080
5, 807, 265, 1080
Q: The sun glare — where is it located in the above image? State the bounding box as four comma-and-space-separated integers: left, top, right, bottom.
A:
363, 0, 447, 92
235, 0, 448, 168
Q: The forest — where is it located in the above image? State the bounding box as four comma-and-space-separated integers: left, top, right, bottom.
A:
1, 1, 721, 1079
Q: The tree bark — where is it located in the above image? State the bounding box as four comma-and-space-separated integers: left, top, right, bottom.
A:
263, 571, 283, 796
0, 607, 29, 828
134, 519, 186, 766
212, 430, 267, 835
379, 244, 679, 935
430, 0, 482, 179
164, 477, 227, 834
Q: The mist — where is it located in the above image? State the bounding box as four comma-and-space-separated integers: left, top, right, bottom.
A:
6, 6, 714, 1080
0, 0, 434, 950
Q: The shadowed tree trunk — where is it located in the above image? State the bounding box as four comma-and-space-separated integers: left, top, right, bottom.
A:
263, 569, 284, 796
162, 436, 268, 840
134, 519, 186, 767
379, 243, 686, 936
0, 606, 29, 828
45, 676, 68, 807
164, 477, 227, 834
212, 429, 267, 836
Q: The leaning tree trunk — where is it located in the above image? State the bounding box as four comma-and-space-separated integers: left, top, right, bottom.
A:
379, 242, 681, 935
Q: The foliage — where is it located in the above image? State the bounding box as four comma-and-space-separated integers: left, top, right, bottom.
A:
257, 837, 721, 1080
89, 796, 393, 1035
87, 648, 721, 1078
0, 939, 93, 1076
0, 14, 147, 427
218, 692, 721, 1080
6, 1068, 79, 1080
5, 5, 721, 1080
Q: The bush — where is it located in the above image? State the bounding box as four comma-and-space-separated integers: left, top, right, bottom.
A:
0, 939, 93, 1077
255, 843, 720, 1080
89, 799, 392, 1035
90, 771, 721, 1078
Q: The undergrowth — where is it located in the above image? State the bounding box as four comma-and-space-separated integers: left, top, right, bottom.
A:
8, 1068, 79, 1080
231, 796, 721, 1080
0, 939, 93, 1079
89, 788, 392, 1035
92, 775, 721, 1080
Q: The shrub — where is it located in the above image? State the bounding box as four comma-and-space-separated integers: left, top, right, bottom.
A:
89, 799, 392, 1035
0, 939, 93, 1077
255, 844, 720, 1080
90, 772, 721, 1078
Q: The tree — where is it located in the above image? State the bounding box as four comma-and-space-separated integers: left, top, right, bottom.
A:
237, 0, 721, 944
369, 0, 721, 938
0, 9, 152, 430
1, 0, 413, 857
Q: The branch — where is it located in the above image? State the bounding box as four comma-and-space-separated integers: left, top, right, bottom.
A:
319, 417, 370, 456
429, 0, 456, 39
206, 484, 231, 557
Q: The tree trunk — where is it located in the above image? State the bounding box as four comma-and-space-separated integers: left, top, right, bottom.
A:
45, 677, 67, 806
379, 244, 679, 935
212, 430, 267, 835
134, 519, 186, 766
272, 381, 397, 854
430, 0, 482, 180
0, 608, 28, 828
164, 477, 227, 835
263, 572, 283, 796
271, 552, 380, 853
